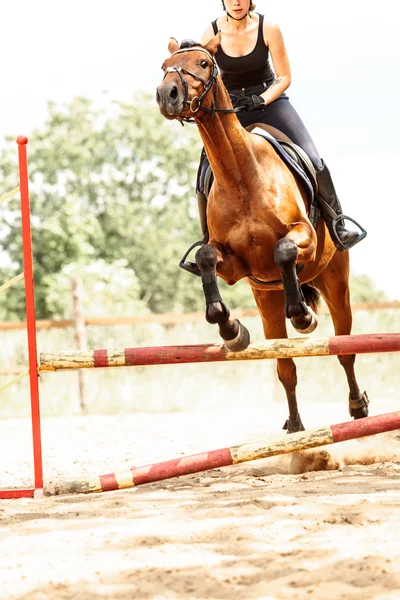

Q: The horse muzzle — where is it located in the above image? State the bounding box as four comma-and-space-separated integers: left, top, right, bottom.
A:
156, 81, 184, 119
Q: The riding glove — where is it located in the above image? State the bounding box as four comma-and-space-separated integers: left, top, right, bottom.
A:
237, 95, 266, 111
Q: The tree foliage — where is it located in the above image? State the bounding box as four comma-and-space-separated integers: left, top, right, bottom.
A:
0, 94, 386, 321
0, 94, 206, 318
349, 273, 387, 304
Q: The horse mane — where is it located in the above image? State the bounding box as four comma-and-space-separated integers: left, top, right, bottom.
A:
179, 39, 205, 50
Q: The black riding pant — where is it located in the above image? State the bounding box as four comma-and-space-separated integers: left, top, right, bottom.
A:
197, 88, 323, 193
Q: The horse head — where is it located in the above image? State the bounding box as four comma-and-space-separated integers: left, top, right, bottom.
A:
156, 34, 222, 121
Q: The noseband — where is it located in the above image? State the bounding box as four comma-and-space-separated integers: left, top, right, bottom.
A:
162, 47, 240, 122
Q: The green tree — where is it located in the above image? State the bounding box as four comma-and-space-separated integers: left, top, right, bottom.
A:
44, 260, 148, 319
0, 94, 207, 318
349, 273, 388, 304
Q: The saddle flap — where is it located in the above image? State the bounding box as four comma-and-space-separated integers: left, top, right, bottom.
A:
251, 127, 320, 230
251, 127, 316, 198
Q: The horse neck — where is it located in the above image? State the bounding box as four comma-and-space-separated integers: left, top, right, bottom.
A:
195, 83, 271, 192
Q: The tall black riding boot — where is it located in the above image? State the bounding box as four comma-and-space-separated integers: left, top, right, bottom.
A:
316, 162, 367, 251
197, 191, 209, 243
179, 192, 208, 276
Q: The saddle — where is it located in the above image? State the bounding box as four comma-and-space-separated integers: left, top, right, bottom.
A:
204, 124, 321, 230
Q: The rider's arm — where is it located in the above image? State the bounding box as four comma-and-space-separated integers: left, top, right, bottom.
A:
260, 23, 291, 105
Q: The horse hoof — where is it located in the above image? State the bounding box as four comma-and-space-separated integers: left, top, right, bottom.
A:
291, 307, 318, 335
283, 413, 305, 434
224, 320, 250, 352
349, 391, 369, 419
351, 407, 369, 419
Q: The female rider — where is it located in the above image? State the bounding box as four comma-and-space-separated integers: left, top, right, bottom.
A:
183, 0, 365, 271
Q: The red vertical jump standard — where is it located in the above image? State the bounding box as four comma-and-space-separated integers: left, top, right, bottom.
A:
0, 137, 43, 499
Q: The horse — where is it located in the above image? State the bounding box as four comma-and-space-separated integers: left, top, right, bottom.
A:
156, 34, 369, 433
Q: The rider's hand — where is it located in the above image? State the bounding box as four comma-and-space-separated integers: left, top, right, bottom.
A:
237, 95, 266, 111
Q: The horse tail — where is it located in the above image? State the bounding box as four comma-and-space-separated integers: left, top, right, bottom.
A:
301, 283, 321, 313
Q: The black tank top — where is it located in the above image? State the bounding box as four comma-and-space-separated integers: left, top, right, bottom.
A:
211, 14, 275, 90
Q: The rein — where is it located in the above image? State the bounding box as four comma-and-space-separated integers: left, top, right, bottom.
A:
163, 47, 241, 123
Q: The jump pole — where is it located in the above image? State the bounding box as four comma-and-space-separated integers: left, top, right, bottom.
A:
39, 332, 400, 370
49, 411, 400, 496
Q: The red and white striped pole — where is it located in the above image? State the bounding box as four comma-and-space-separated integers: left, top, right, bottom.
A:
39, 333, 400, 371
49, 411, 400, 496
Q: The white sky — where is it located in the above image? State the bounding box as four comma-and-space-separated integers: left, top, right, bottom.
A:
1, 0, 400, 297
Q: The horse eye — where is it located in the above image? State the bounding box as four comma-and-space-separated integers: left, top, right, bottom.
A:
201, 60, 208, 69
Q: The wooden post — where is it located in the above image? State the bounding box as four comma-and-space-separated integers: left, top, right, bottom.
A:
71, 277, 88, 413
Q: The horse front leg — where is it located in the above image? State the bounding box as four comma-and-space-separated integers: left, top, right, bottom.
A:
195, 244, 250, 352
274, 225, 318, 334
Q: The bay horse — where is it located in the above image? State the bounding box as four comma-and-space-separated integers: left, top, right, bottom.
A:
156, 34, 369, 433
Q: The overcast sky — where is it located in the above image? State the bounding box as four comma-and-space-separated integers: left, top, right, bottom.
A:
1, 0, 400, 297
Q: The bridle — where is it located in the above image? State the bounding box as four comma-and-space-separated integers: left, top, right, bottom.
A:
162, 47, 240, 123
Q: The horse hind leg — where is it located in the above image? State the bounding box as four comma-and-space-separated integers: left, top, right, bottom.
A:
252, 288, 305, 433
314, 251, 369, 419
195, 244, 250, 351
278, 358, 306, 433
274, 235, 318, 334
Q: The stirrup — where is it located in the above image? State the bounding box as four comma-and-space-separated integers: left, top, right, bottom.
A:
332, 215, 367, 251
179, 240, 204, 277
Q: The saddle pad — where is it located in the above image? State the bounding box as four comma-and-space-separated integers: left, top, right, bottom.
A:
252, 127, 315, 205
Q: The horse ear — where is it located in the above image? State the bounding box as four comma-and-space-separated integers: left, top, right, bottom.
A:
204, 32, 222, 56
168, 37, 180, 54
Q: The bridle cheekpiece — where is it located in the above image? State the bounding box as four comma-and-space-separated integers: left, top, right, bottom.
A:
163, 47, 239, 123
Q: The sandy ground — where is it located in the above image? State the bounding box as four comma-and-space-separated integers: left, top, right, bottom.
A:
1, 398, 400, 600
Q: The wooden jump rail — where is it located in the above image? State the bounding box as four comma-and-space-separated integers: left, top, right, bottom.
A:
39, 332, 400, 371
49, 410, 400, 495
